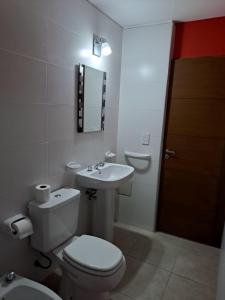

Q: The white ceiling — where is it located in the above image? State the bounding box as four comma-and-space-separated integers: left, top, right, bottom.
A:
88, 0, 225, 27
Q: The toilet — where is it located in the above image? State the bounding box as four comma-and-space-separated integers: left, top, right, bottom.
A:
29, 188, 126, 300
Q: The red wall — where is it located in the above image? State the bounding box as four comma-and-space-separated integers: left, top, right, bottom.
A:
173, 17, 225, 59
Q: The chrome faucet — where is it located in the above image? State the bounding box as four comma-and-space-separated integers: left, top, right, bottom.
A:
5, 271, 16, 282
94, 162, 105, 170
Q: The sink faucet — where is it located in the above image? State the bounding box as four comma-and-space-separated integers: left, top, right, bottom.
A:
94, 162, 105, 170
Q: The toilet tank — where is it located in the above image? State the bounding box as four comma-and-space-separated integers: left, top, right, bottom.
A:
29, 188, 80, 253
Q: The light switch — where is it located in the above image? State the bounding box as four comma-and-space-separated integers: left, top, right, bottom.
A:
142, 133, 150, 145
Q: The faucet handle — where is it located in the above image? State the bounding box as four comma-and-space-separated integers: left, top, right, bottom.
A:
87, 165, 93, 171
98, 162, 105, 167
6, 271, 16, 282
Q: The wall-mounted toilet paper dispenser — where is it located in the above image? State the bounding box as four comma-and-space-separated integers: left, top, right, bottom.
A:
1, 214, 33, 240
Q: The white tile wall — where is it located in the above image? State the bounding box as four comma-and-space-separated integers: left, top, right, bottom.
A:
0, 0, 122, 279
117, 23, 174, 231
47, 65, 74, 105
0, 51, 47, 103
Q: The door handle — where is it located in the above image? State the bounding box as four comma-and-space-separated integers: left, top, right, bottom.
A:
165, 149, 176, 160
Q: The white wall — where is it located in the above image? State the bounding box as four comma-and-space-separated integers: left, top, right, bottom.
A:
0, 0, 122, 280
117, 23, 174, 231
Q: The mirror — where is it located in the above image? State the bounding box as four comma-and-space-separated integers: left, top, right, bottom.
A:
77, 64, 106, 133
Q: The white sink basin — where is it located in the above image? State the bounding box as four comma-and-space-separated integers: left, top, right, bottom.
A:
76, 163, 134, 190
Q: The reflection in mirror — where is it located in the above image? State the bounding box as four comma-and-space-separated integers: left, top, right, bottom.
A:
77, 64, 106, 133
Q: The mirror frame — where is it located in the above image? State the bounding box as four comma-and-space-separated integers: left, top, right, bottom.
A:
77, 64, 106, 133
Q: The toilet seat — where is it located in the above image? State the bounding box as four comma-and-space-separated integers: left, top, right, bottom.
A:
62, 235, 123, 276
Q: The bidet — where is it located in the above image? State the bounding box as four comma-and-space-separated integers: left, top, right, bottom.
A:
0, 273, 62, 300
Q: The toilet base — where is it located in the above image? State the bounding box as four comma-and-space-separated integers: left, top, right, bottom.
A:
59, 271, 110, 300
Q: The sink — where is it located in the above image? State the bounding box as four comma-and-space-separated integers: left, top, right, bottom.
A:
76, 163, 134, 190
76, 163, 134, 242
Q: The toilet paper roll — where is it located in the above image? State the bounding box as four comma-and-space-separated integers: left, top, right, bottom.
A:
35, 184, 51, 203
11, 218, 34, 240
105, 151, 116, 163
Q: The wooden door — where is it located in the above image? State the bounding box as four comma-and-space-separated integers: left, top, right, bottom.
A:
157, 57, 225, 247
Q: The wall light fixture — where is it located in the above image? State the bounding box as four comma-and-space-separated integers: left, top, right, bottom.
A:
93, 34, 112, 57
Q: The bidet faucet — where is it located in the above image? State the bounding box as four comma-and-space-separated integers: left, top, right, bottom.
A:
94, 162, 105, 170
5, 271, 16, 282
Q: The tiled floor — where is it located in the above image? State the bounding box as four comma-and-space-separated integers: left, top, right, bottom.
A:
111, 226, 220, 300
43, 226, 221, 300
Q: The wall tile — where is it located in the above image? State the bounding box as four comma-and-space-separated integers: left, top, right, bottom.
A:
0, 50, 47, 103
46, 0, 97, 38
17, 0, 98, 41
47, 64, 75, 105
47, 105, 76, 142
119, 182, 158, 230
119, 108, 165, 138
74, 132, 106, 164
0, 0, 122, 280
0, 0, 47, 60
47, 20, 83, 69
48, 139, 77, 178
104, 106, 119, 135
120, 60, 169, 85
0, 143, 48, 197
117, 23, 173, 231
120, 81, 167, 110
0, 103, 47, 146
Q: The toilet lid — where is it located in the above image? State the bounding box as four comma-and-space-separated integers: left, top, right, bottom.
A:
63, 235, 123, 272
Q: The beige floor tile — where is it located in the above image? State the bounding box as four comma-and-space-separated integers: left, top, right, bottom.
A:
116, 256, 170, 300
114, 227, 141, 254
173, 247, 219, 288
162, 274, 216, 300
157, 232, 221, 256
128, 235, 181, 271
111, 292, 134, 300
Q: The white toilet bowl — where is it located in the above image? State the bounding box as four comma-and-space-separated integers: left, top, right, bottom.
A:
53, 235, 126, 300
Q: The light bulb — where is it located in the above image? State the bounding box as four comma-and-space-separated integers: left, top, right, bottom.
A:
101, 42, 112, 56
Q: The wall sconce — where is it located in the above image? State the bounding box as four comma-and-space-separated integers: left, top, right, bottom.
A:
93, 34, 112, 57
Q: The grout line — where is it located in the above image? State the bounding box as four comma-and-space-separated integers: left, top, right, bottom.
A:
170, 272, 217, 290
160, 271, 173, 300
0, 141, 49, 151
125, 253, 173, 274
0, 47, 76, 71
120, 291, 136, 300
45, 63, 48, 103
0, 47, 47, 64
45, 141, 49, 182
115, 231, 218, 299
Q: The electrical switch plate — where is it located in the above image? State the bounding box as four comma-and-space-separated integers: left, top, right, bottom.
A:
142, 133, 150, 145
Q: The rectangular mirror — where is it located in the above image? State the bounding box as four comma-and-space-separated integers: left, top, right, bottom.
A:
77, 64, 106, 133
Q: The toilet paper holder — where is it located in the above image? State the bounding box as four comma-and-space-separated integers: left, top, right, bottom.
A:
1, 214, 34, 239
